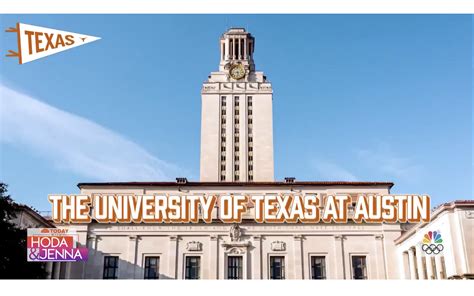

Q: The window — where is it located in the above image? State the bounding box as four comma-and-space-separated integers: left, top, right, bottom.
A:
103, 256, 119, 279
270, 256, 285, 279
352, 256, 367, 279
311, 256, 326, 279
144, 257, 160, 279
220, 175, 226, 181
227, 256, 243, 279
185, 256, 200, 279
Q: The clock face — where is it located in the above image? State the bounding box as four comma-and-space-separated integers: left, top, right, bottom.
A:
229, 64, 245, 80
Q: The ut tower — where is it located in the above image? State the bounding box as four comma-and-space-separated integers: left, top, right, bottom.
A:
200, 28, 274, 182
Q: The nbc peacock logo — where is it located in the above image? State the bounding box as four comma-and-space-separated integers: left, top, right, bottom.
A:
421, 230, 444, 255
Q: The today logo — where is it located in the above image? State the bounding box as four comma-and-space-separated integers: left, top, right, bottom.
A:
27, 228, 88, 262
421, 230, 444, 255
5, 23, 100, 64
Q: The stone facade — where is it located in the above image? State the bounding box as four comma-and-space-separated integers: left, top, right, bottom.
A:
55, 28, 473, 280
57, 181, 404, 279
396, 201, 474, 279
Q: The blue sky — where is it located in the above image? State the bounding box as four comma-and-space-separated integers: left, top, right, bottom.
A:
0, 15, 472, 211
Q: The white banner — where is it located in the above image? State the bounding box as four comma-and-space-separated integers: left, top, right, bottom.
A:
6, 23, 100, 64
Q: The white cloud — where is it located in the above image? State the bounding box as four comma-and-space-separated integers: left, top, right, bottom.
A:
356, 143, 423, 181
311, 160, 358, 181
0, 84, 184, 181
310, 143, 423, 183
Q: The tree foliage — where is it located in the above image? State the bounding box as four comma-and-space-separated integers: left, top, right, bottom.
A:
0, 183, 48, 279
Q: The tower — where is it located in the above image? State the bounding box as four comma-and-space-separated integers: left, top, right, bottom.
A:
200, 28, 274, 182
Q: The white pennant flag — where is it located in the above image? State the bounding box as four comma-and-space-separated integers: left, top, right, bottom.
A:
6, 23, 100, 64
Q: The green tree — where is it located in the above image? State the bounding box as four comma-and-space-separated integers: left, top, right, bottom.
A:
0, 183, 48, 279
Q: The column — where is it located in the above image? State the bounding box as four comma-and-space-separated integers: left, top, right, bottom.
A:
293, 235, 304, 279
52, 262, 61, 279
374, 235, 387, 279
84, 234, 98, 279
64, 262, 71, 279
232, 37, 236, 59
434, 255, 443, 279
252, 235, 262, 279
454, 209, 469, 275
400, 251, 410, 279
221, 41, 224, 61
46, 262, 53, 279
408, 248, 417, 279
415, 245, 426, 279
209, 235, 219, 279
168, 235, 179, 279
244, 38, 247, 59
225, 38, 230, 60
426, 256, 435, 279
128, 235, 139, 279
238, 37, 242, 60
334, 235, 346, 279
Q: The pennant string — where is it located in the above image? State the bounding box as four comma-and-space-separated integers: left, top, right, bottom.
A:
5, 27, 18, 33
6, 50, 19, 57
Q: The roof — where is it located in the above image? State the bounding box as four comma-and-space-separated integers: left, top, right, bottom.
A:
394, 200, 474, 244
78, 181, 394, 188
13, 204, 56, 228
